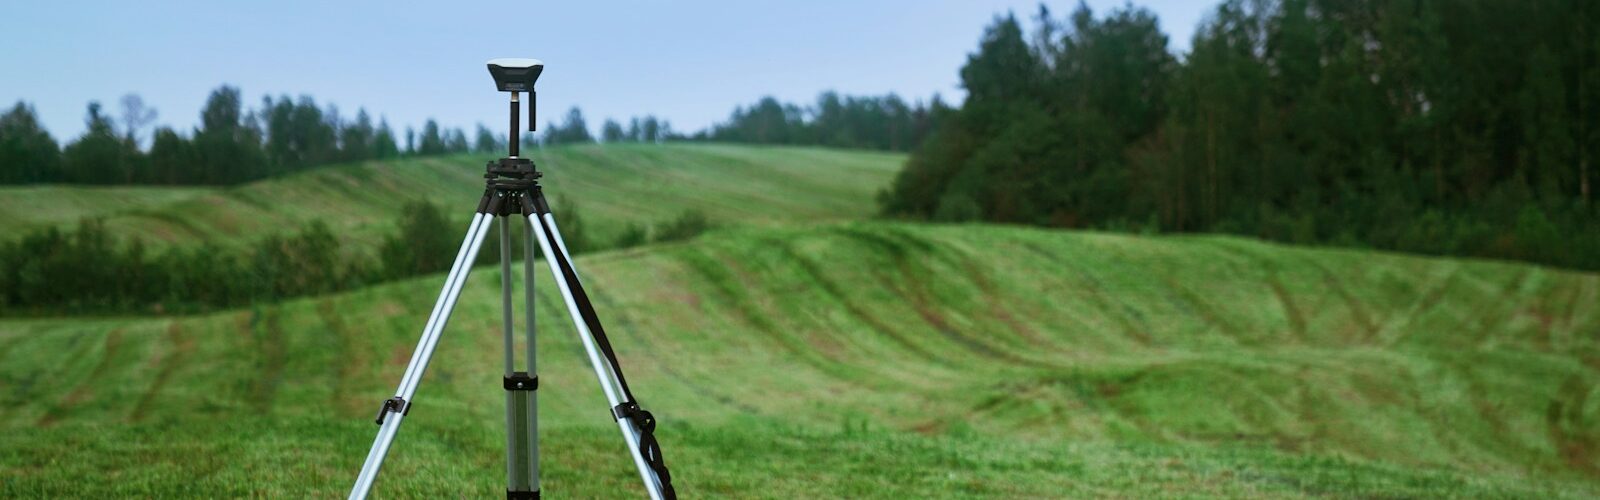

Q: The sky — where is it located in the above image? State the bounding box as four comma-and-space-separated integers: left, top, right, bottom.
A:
0, 1, 1209, 142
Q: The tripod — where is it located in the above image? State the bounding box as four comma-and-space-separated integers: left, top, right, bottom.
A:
349, 58, 675, 500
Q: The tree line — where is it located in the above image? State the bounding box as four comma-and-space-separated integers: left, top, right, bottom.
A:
2, 83, 936, 186
540, 92, 948, 152
0, 87, 498, 185
542, 106, 678, 146
881, 1, 1600, 270
683, 92, 945, 152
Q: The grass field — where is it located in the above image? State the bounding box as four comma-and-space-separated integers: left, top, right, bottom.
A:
0, 143, 903, 251
1, 145, 1598, 497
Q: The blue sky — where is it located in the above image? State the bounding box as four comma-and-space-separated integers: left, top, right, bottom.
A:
1, 1, 1208, 142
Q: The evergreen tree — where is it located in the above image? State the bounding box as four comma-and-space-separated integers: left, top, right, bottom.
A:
340, 109, 376, 163
446, 128, 469, 153
61, 102, 139, 184
417, 120, 445, 155
601, 119, 626, 142
641, 116, 662, 143
146, 127, 195, 185
543, 107, 594, 145
0, 102, 62, 184
194, 86, 267, 184
474, 124, 502, 153
260, 95, 338, 170
373, 119, 400, 159
1518, 45, 1575, 200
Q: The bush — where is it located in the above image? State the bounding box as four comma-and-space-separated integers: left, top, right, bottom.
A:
613, 223, 649, 249
381, 200, 454, 279
0, 217, 369, 315
550, 196, 595, 254
252, 220, 350, 299
653, 210, 712, 243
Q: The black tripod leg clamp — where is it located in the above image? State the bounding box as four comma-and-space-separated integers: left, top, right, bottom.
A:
374, 397, 410, 425
503, 372, 538, 391
611, 401, 640, 421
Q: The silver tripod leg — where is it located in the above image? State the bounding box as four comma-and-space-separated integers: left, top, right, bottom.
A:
527, 213, 666, 500
521, 214, 540, 494
503, 215, 538, 496
350, 213, 496, 500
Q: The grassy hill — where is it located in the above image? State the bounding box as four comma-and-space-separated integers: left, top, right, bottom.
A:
0, 143, 905, 250
2, 222, 1597, 497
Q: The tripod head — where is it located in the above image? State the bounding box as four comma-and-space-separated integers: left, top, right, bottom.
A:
487, 58, 544, 182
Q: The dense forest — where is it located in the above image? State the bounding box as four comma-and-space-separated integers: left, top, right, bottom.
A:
882, 0, 1600, 270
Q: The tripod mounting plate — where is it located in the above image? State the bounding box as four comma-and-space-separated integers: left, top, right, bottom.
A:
481, 158, 543, 215
488, 157, 541, 180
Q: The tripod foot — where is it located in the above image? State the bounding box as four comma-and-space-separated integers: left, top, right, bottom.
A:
507, 489, 540, 499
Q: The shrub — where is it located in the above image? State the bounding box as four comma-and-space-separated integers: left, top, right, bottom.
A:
381, 200, 454, 279
653, 210, 712, 243
613, 223, 649, 249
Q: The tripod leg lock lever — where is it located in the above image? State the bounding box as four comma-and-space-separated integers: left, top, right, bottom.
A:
611, 401, 638, 421
611, 401, 656, 429
503, 372, 538, 391
374, 396, 411, 425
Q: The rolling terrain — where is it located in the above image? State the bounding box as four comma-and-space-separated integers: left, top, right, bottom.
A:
0, 143, 903, 251
1, 145, 1597, 497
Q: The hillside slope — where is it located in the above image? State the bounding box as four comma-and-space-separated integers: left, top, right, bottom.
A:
2, 223, 1596, 497
0, 144, 904, 249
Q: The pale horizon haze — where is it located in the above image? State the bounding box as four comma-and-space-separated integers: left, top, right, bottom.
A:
1, 1, 1207, 142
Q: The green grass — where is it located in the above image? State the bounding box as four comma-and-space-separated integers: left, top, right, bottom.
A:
0, 185, 211, 236
2, 222, 1597, 497
0, 143, 905, 250
2, 144, 1596, 496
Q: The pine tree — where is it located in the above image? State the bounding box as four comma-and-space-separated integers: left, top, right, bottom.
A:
0, 102, 62, 184
417, 120, 445, 155
147, 127, 195, 184
474, 124, 501, 153
194, 86, 267, 184
373, 119, 399, 159
340, 109, 376, 162
601, 119, 626, 143
61, 102, 139, 184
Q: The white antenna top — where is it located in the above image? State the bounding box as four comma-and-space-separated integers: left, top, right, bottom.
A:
487, 58, 543, 69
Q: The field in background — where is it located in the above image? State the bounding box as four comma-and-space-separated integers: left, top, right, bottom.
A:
0, 144, 903, 252
1, 145, 1597, 497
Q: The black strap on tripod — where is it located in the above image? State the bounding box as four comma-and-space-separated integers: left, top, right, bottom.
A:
533, 195, 676, 499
